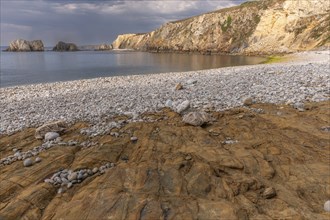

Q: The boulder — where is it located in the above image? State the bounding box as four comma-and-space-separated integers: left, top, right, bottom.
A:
182, 111, 211, 126
35, 120, 67, 140
5, 39, 44, 52
96, 44, 112, 51
53, 41, 79, 51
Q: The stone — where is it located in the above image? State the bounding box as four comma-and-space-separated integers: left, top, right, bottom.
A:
262, 187, 276, 199
293, 102, 305, 112
68, 172, 77, 181
5, 39, 44, 52
57, 188, 64, 194
92, 167, 99, 174
175, 83, 183, 90
321, 126, 330, 132
67, 182, 73, 188
35, 157, 42, 163
175, 100, 190, 114
35, 120, 67, 140
53, 41, 79, 51
324, 200, 330, 212
186, 79, 197, 85
131, 136, 138, 142
44, 132, 60, 141
182, 112, 210, 126
165, 99, 173, 108
243, 97, 253, 106
23, 158, 33, 167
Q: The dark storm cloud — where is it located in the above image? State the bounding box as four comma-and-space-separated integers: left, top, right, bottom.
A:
0, 0, 244, 46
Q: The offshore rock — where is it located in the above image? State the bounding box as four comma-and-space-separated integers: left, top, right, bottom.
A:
53, 41, 79, 51
5, 39, 44, 52
96, 44, 112, 51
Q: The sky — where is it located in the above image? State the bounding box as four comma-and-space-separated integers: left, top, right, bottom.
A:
0, 0, 245, 46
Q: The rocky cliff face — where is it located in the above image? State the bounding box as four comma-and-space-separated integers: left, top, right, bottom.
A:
5, 39, 44, 52
112, 0, 329, 54
53, 41, 79, 51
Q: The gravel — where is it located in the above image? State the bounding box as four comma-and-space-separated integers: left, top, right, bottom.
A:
0, 51, 329, 135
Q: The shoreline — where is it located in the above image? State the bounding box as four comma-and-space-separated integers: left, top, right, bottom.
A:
1, 50, 329, 135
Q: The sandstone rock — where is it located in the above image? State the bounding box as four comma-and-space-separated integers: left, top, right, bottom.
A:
23, 158, 33, 167
53, 41, 78, 51
35, 120, 67, 139
182, 111, 210, 126
175, 100, 190, 114
5, 39, 44, 52
44, 132, 60, 141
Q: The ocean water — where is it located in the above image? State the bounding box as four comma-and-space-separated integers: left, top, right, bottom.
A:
0, 48, 266, 88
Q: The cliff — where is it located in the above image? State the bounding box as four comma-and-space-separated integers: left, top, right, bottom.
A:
112, 0, 330, 54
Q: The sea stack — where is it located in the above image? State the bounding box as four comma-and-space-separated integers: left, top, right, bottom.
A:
5, 39, 44, 52
53, 41, 79, 51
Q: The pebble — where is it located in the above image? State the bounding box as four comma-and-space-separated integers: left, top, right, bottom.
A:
44, 132, 60, 141
23, 158, 33, 167
243, 97, 253, 106
175, 100, 190, 114
182, 111, 210, 126
165, 99, 173, 108
35, 157, 42, 163
262, 187, 277, 199
130, 136, 138, 142
324, 200, 330, 212
68, 172, 77, 181
92, 167, 99, 173
293, 102, 305, 112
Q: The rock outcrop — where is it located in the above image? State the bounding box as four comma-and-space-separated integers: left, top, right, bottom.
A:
53, 41, 79, 51
0, 102, 330, 219
96, 43, 112, 51
5, 39, 44, 52
112, 0, 330, 54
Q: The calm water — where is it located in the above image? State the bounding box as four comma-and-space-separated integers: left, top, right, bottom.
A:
0, 49, 266, 88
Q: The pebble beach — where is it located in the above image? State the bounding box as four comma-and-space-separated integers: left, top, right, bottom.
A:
1, 51, 329, 135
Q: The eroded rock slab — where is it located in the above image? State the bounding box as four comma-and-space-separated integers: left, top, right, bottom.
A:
0, 102, 329, 220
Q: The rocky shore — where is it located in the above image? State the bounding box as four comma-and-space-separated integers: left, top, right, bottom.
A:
0, 51, 330, 219
0, 51, 329, 135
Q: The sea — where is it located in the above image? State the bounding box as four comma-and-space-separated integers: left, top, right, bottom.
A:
0, 47, 266, 88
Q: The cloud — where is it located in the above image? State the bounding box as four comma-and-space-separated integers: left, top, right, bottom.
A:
0, 0, 244, 46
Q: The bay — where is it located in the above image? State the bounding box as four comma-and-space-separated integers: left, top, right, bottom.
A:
0, 48, 266, 88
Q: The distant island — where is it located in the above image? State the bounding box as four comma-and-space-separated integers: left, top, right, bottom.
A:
4, 39, 112, 52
